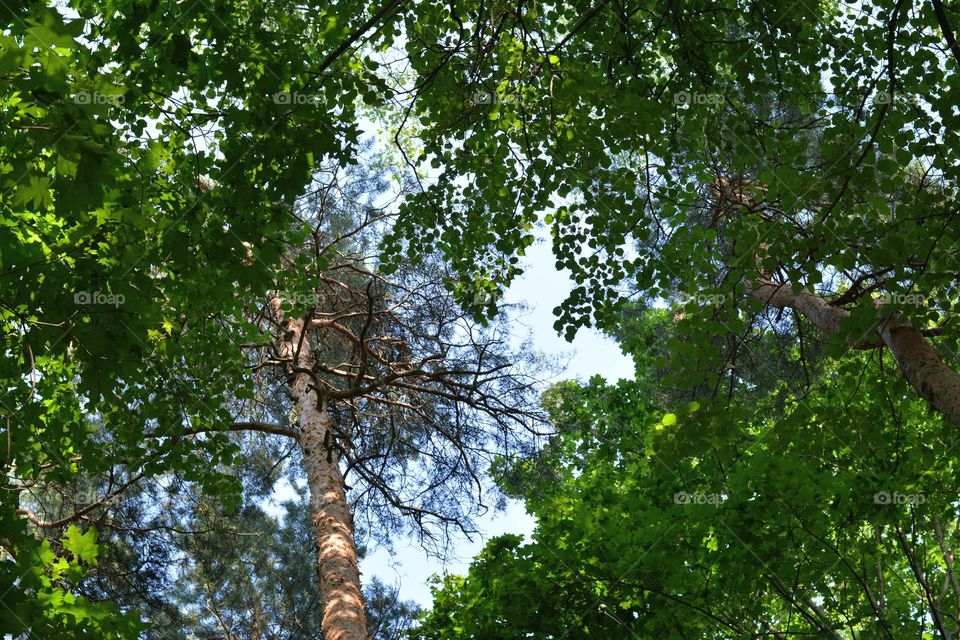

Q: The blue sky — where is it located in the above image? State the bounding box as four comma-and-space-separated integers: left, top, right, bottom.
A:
360, 233, 636, 606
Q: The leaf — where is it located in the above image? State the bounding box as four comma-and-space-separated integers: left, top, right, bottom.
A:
12, 175, 53, 209
63, 526, 99, 566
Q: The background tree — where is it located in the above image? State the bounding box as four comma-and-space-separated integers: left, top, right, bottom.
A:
19, 436, 422, 639
418, 309, 960, 638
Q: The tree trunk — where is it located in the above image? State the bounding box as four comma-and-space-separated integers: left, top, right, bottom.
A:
877, 322, 960, 429
716, 176, 960, 428
273, 300, 369, 640
748, 280, 960, 428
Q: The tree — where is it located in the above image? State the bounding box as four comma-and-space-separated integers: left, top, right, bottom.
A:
13, 155, 545, 639
389, 0, 960, 429
232, 161, 544, 640
1, 0, 474, 633
417, 311, 960, 637
19, 426, 423, 640
388, 9, 960, 631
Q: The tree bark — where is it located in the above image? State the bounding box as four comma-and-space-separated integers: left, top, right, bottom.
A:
748, 280, 960, 428
273, 300, 369, 640
877, 322, 960, 429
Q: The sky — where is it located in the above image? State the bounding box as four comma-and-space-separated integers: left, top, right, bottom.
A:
359, 233, 637, 606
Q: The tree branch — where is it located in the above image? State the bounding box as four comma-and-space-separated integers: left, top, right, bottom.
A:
144, 421, 298, 440
18, 472, 145, 529
932, 0, 960, 67
747, 279, 960, 428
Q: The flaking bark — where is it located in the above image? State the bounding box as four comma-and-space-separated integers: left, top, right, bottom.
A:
273, 298, 368, 640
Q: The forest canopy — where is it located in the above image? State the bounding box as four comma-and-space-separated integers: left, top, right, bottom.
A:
3, 0, 960, 638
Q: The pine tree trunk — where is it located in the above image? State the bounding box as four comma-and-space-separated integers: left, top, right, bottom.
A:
298, 387, 368, 640
273, 301, 369, 640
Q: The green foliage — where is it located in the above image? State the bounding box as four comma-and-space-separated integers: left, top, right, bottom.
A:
390, 0, 960, 362
1, 0, 397, 633
8, 0, 960, 635
417, 310, 960, 637
395, 11, 960, 632
0, 525, 143, 638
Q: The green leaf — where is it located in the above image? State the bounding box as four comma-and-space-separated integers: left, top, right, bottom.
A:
63, 526, 99, 566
